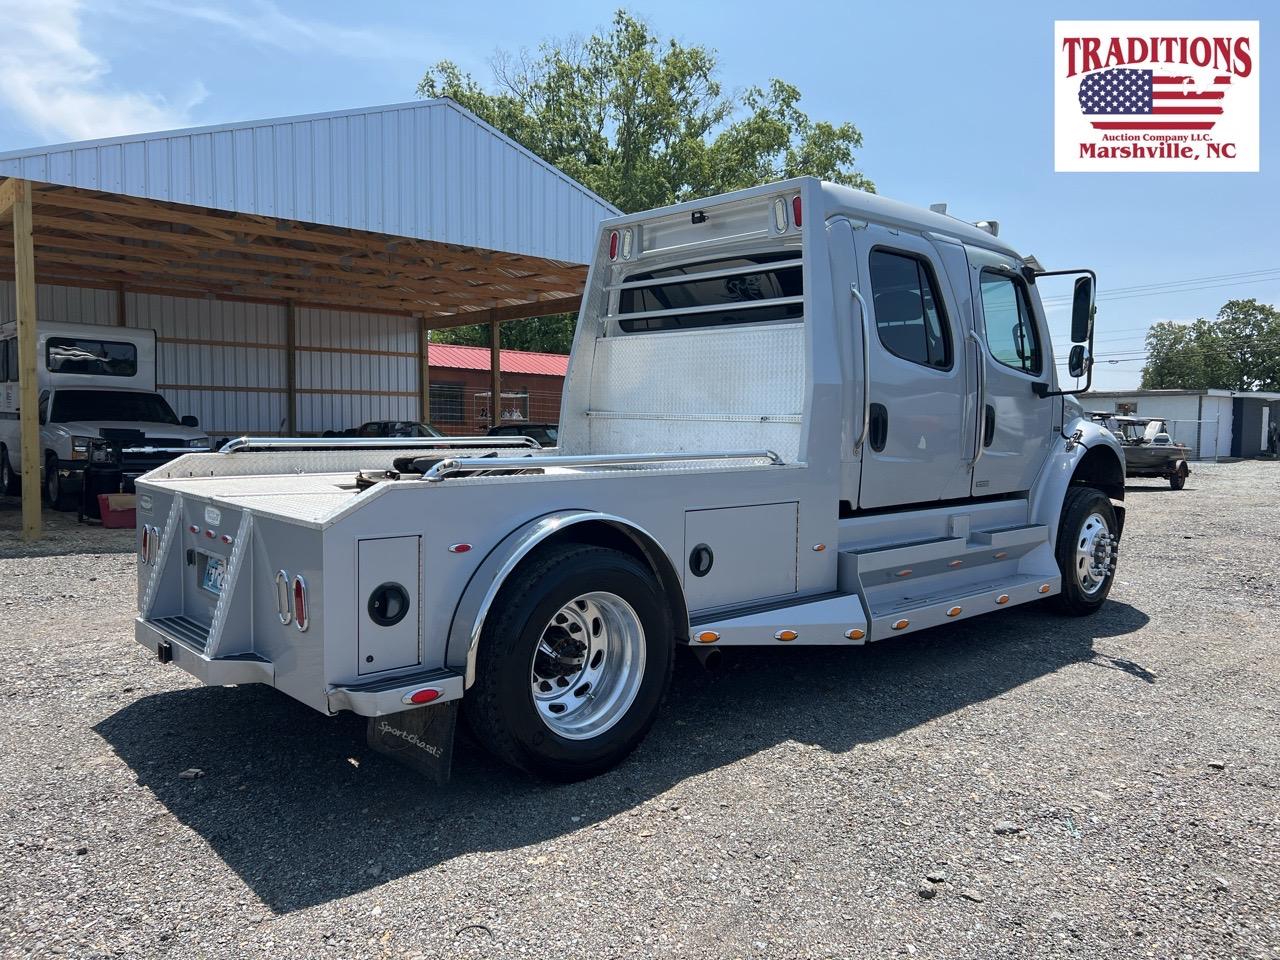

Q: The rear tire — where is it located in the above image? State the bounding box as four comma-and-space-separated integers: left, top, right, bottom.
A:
1169, 473, 1186, 490
0, 447, 18, 496
1052, 486, 1118, 616
465, 543, 674, 781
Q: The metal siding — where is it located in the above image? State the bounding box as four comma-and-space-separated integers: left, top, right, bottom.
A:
0, 99, 617, 267
0, 281, 114, 325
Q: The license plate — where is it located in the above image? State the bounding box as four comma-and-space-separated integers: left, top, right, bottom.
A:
202, 557, 226, 595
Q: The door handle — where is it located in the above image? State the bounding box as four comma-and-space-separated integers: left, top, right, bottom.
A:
869, 403, 888, 453
984, 404, 995, 447
850, 284, 871, 454
966, 330, 986, 466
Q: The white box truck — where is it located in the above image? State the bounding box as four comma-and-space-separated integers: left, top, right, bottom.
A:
0, 320, 211, 509
132, 178, 1124, 782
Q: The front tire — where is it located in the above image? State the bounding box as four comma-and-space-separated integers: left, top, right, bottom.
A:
1052, 486, 1119, 616
466, 543, 674, 781
0, 447, 18, 496
44, 453, 75, 511
1169, 472, 1186, 490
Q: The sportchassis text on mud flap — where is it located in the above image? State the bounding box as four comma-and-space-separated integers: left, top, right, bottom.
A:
133, 178, 1127, 782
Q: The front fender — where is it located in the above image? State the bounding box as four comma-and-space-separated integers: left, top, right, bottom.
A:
1029, 416, 1127, 549
445, 510, 686, 688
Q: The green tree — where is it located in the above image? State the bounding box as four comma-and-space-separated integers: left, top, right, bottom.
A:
1140, 299, 1280, 391
418, 10, 873, 353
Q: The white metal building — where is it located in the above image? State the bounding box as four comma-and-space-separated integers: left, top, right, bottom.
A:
0, 99, 617, 437
1086, 388, 1280, 460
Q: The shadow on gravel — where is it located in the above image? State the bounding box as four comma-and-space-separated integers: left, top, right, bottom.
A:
94, 599, 1150, 914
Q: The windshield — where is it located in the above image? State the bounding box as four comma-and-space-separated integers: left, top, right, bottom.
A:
51, 390, 179, 425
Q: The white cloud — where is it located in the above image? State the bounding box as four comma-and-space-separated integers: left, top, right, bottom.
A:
0, 0, 206, 143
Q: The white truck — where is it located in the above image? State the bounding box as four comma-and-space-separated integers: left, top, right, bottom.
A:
0, 320, 212, 509
133, 178, 1124, 782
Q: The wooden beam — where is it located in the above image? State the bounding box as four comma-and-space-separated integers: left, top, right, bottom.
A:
489, 319, 502, 431
13, 180, 40, 541
115, 283, 126, 326
418, 315, 431, 426
0, 177, 21, 226
285, 301, 297, 435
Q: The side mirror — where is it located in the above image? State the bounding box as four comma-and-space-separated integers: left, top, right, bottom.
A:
181, 415, 199, 428
1068, 344, 1090, 379
1071, 276, 1094, 343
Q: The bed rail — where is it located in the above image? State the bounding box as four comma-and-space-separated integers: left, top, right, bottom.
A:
420, 449, 782, 482
219, 435, 540, 454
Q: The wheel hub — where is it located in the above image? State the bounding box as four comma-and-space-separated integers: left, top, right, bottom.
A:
1075, 512, 1117, 595
530, 591, 646, 741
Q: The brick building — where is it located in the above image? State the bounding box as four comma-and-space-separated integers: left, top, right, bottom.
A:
426, 343, 568, 435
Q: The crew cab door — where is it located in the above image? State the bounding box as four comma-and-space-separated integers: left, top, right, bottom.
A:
854, 226, 969, 508
967, 247, 1056, 496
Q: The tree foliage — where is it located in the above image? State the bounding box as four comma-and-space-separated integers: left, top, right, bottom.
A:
1141, 298, 1280, 391
418, 10, 873, 353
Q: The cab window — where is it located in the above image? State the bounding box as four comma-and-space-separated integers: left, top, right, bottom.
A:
979, 271, 1042, 376
5, 338, 16, 381
868, 249, 952, 369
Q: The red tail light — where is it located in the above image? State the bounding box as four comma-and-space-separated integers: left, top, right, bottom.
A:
791, 195, 803, 227
292, 574, 309, 632
608, 231, 619, 260
403, 688, 441, 706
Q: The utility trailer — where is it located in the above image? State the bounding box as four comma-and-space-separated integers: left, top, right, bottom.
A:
134, 178, 1126, 781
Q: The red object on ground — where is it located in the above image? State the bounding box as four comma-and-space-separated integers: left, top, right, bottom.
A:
97, 494, 137, 528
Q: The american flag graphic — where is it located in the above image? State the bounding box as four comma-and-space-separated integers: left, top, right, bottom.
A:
1078, 68, 1230, 131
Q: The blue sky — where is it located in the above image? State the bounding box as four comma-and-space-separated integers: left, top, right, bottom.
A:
0, 0, 1273, 389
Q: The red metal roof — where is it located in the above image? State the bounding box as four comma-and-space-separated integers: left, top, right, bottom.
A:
426, 343, 569, 377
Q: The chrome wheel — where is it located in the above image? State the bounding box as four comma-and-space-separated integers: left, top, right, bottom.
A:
1075, 511, 1117, 596
530, 591, 646, 741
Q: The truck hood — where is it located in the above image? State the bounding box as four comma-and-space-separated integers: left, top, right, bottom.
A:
52, 420, 211, 446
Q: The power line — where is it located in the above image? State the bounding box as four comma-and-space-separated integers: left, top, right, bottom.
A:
1039, 266, 1280, 303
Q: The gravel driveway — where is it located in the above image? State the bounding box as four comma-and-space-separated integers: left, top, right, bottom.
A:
1, 462, 1277, 959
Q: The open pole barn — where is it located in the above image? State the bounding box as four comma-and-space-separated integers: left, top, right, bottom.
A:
0, 99, 619, 540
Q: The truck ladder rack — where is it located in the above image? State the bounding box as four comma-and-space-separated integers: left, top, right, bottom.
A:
219, 435, 541, 454
421, 449, 783, 482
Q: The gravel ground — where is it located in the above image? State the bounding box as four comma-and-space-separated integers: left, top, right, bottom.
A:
1, 462, 1277, 959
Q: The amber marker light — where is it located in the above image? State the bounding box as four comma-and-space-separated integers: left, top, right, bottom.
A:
696, 631, 720, 644
892, 619, 909, 630
774, 629, 798, 642
996, 594, 1010, 605
947, 606, 962, 618
845, 628, 865, 640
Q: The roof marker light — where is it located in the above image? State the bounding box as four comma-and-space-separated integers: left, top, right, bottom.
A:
791, 195, 803, 227
608, 231, 619, 260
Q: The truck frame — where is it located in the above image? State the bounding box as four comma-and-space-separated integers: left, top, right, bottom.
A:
133, 178, 1125, 781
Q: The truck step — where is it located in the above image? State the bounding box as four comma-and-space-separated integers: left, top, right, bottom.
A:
866, 573, 1060, 641
839, 523, 1048, 591
327, 667, 466, 717
150, 615, 211, 653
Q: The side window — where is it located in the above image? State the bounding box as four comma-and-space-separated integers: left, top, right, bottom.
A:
5, 338, 16, 381
868, 250, 952, 369
0, 339, 7, 382
38, 390, 49, 425
979, 271, 1042, 376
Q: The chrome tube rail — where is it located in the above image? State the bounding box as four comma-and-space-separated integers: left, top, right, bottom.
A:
849, 283, 871, 454
218, 435, 540, 454
421, 449, 783, 482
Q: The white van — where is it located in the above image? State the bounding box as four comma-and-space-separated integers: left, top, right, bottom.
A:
0, 320, 211, 509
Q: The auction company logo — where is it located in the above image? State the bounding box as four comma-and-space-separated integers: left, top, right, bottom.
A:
1054, 21, 1259, 172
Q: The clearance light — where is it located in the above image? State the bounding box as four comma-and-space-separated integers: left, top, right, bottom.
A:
812, 543, 826, 552
845, 628, 865, 641
221, 534, 234, 545
892, 619, 910, 631
948, 560, 964, 568
188, 524, 199, 534
946, 606, 963, 618
774, 629, 798, 642
994, 551, 1009, 560
696, 630, 720, 644
608, 231, 619, 260
791, 195, 802, 227
1038, 584, 1051, 594
996, 594, 1010, 605
447, 543, 472, 554
896, 568, 912, 578
773, 197, 788, 232
402, 688, 441, 706
292, 574, 309, 632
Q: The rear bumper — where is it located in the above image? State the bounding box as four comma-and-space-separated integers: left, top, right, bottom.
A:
135, 617, 464, 717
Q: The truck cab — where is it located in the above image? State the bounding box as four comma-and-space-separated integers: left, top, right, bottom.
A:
0, 321, 211, 508
132, 178, 1125, 782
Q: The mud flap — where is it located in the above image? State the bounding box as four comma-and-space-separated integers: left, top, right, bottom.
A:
366, 701, 459, 784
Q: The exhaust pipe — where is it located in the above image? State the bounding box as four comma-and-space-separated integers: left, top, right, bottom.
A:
691, 645, 723, 673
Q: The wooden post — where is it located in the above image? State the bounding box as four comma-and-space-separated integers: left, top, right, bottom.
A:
285, 300, 297, 435
417, 315, 431, 425
13, 180, 40, 540
489, 319, 502, 429
115, 283, 126, 326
